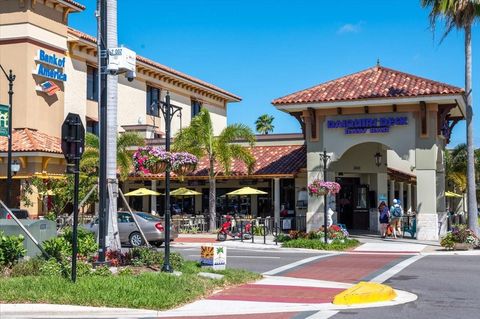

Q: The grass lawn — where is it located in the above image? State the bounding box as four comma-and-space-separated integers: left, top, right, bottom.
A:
0, 262, 261, 310
282, 238, 360, 251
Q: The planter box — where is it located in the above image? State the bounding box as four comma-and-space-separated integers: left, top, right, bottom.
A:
453, 243, 474, 250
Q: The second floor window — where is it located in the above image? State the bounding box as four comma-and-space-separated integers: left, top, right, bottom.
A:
191, 100, 202, 118
86, 65, 98, 101
147, 85, 160, 117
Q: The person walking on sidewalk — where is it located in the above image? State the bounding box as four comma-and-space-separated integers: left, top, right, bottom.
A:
389, 199, 404, 239
378, 201, 389, 238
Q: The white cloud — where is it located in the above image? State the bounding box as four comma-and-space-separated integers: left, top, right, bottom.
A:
337, 22, 364, 34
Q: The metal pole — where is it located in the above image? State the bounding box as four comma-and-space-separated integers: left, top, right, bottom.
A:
323, 149, 328, 244
162, 92, 172, 272
96, 0, 108, 264
71, 149, 80, 282
0, 66, 15, 209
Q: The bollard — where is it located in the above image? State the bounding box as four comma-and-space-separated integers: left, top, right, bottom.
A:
240, 220, 244, 242
274, 222, 278, 246
263, 221, 266, 244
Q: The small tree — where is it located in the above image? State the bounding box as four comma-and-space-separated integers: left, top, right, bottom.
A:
255, 114, 275, 135
173, 108, 256, 231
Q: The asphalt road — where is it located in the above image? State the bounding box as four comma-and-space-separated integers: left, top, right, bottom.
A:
172, 246, 324, 273
332, 255, 480, 319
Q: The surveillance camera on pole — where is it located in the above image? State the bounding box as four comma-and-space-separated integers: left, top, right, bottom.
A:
106, 47, 136, 82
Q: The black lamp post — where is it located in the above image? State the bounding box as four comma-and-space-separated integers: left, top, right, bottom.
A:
319, 149, 330, 244
152, 92, 182, 272
374, 152, 383, 167
0, 64, 15, 208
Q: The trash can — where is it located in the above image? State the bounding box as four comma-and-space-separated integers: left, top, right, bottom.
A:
0, 220, 56, 257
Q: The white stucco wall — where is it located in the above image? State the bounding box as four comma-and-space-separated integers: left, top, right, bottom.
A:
117, 77, 147, 131
64, 57, 87, 121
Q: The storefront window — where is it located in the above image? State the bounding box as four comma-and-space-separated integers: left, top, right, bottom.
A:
146, 85, 160, 116
86, 65, 98, 101
191, 100, 202, 118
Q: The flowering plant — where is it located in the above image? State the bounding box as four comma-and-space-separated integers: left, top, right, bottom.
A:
441, 224, 479, 250
171, 152, 198, 172
319, 225, 349, 240
133, 146, 171, 174
307, 180, 341, 197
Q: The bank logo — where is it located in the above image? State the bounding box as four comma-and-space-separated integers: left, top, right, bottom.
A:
39, 81, 60, 96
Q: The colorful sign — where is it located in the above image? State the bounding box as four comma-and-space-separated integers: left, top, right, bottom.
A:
0, 104, 9, 137
201, 245, 227, 270
327, 116, 408, 135
33, 49, 67, 82
38, 81, 61, 96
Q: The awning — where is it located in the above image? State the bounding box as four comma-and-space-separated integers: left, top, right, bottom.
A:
445, 191, 463, 198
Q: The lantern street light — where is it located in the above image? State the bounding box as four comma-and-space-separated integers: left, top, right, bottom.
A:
0, 64, 15, 208
11, 160, 20, 176
319, 149, 330, 244
374, 152, 383, 167
151, 92, 182, 272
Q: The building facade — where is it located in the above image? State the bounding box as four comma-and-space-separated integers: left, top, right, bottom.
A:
273, 65, 465, 240
0, 0, 240, 215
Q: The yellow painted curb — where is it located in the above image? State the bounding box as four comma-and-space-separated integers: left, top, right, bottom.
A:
333, 282, 397, 305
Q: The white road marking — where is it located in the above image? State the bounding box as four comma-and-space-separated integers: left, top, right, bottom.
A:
306, 310, 339, 319
257, 276, 352, 289
369, 254, 424, 283
263, 254, 339, 275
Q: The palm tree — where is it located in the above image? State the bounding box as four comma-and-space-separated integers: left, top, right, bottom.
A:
173, 108, 256, 231
422, 0, 480, 234
81, 132, 145, 181
255, 114, 275, 135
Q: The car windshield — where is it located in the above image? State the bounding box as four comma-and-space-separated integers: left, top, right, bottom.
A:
135, 212, 161, 221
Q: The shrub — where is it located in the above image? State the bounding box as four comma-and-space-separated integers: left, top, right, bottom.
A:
93, 265, 112, 276
43, 236, 70, 261
282, 238, 359, 251
126, 248, 184, 269
0, 232, 26, 267
440, 224, 478, 250
42, 227, 98, 263
276, 233, 291, 243
40, 258, 64, 276
118, 266, 133, 276
10, 258, 45, 277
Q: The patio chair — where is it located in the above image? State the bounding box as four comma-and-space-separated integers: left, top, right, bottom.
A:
402, 218, 416, 239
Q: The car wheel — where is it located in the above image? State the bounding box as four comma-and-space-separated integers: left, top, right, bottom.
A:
217, 232, 227, 241
129, 232, 145, 247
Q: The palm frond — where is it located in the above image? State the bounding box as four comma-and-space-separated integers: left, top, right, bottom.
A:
117, 132, 145, 150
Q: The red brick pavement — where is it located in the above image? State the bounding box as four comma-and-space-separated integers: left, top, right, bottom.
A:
208, 284, 343, 303
160, 312, 303, 319
283, 253, 406, 283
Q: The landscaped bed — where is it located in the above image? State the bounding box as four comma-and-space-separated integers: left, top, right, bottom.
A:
0, 229, 260, 310
277, 225, 360, 251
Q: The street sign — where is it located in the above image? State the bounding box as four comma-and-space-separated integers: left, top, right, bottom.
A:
61, 112, 85, 167
0, 104, 9, 137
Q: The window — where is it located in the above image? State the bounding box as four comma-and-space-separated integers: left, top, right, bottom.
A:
146, 85, 160, 117
117, 213, 134, 223
86, 120, 99, 136
191, 100, 202, 118
86, 65, 98, 101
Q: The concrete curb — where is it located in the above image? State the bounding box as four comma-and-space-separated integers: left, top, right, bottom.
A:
332, 281, 397, 305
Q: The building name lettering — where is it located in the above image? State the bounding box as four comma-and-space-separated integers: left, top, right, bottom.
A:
327, 116, 408, 135
33, 49, 67, 82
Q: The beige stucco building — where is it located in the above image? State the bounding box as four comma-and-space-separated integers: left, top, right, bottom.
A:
273, 65, 465, 240
0, 0, 240, 215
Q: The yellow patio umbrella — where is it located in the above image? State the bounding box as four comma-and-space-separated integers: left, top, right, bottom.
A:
170, 187, 201, 213
445, 191, 463, 198
38, 190, 56, 196
226, 187, 267, 196
124, 188, 162, 196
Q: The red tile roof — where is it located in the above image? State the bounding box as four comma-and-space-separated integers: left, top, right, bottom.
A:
67, 28, 241, 102
132, 145, 306, 179
272, 66, 463, 105
0, 129, 62, 154
57, 0, 85, 11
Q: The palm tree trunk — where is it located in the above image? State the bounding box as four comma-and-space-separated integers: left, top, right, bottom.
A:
106, 0, 121, 251
465, 25, 478, 235
209, 158, 216, 232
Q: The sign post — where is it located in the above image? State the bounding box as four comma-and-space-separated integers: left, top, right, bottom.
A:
61, 113, 85, 283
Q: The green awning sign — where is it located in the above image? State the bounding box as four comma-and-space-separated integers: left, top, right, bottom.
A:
0, 104, 9, 137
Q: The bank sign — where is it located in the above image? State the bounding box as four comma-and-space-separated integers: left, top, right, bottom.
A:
327, 116, 408, 135
33, 49, 67, 82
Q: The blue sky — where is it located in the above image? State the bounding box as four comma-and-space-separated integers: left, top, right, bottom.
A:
69, 0, 480, 146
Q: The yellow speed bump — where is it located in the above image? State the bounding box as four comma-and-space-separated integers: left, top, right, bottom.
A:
333, 282, 397, 305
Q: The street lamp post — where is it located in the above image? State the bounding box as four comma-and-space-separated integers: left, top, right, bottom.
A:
152, 92, 181, 272
0, 65, 15, 208
319, 149, 330, 244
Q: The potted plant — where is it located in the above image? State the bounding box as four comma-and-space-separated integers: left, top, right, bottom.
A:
440, 224, 479, 250
307, 179, 341, 197
171, 152, 198, 179
133, 146, 171, 174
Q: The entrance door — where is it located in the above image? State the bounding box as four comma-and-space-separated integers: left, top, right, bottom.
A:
335, 178, 370, 230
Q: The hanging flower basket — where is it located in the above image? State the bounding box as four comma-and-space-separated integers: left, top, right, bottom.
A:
133, 146, 171, 175
171, 152, 198, 180
307, 179, 341, 197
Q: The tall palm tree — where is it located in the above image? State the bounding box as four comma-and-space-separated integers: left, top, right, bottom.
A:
422, 0, 480, 234
173, 108, 256, 231
255, 114, 275, 135
81, 132, 145, 181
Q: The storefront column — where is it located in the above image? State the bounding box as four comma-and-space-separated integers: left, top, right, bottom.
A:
437, 167, 447, 236
150, 181, 157, 214
274, 178, 280, 226
251, 195, 258, 217
398, 182, 404, 208
416, 169, 438, 240
371, 173, 388, 233
389, 180, 395, 206
407, 183, 412, 213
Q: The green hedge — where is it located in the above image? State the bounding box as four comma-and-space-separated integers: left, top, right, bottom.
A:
282, 238, 360, 251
